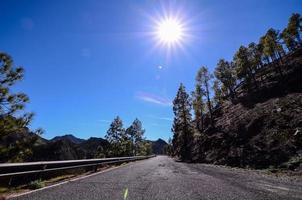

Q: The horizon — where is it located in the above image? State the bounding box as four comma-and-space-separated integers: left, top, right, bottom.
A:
49, 133, 166, 142
1, 0, 301, 141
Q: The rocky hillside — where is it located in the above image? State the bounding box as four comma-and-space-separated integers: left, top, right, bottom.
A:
194, 49, 302, 170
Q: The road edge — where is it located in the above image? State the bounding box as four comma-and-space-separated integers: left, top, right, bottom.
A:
7, 157, 155, 199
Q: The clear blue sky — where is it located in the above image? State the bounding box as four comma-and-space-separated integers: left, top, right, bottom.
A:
1, 0, 301, 141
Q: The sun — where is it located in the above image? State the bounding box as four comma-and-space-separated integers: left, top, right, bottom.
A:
156, 18, 184, 44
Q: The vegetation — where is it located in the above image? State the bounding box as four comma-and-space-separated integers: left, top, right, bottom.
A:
105, 116, 151, 157
171, 13, 302, 162
126, 118, 145, 156
195, 67, 214, 126
28, 179, 45, 189
191, 84, 204, 132
0, 52, 43, 162
171, 84, 194, 160
214, 59, 236, 99
281, 13, 302, 50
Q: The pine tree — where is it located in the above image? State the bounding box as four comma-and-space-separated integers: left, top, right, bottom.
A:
214, 59, 237, 99
172, 83, 194, 161
105, 116, 126, 156
259, 36, 271, 64
0, 52, 42, 162
280, 13, 301, 51
281, 28, 297, 51
262, 29, 285, 76
248, 42, 263, 69
165, 137, 173, 156
234, 45, 258, 90
0, 53, 32, 135
126, 118, 145, 156
212, 80, 224, 107
287, 13, 302, 44
263, 28, 284, 61
196, 66, 214, 126
191, 84, 204, 132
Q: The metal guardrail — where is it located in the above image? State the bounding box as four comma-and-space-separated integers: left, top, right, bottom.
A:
0, 155, 155, 178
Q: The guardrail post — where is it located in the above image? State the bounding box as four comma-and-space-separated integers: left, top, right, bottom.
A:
38, 164, 47, 181
93, 164, 98, 172
8, 177, 13, 187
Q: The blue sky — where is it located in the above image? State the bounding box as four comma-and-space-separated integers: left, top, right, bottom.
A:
1, 0, 301, 141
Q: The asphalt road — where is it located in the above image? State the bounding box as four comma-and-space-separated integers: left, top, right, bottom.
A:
11, 156, 302, 200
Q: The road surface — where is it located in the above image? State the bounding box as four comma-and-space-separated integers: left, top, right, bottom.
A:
11, 156, 302, 200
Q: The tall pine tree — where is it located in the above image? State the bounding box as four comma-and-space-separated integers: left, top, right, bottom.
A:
191, 84, 204, 132
105, 116, 126, 156
0, 52, 43, 162
196, 66, 214, 126
214, 59, 237, 99
287, 13, 302, 44
126, 118, 145, 156
172, 83, 194, 161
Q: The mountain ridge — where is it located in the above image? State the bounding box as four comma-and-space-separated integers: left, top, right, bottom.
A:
51, 134, 85, 144
31, 134, 168, 161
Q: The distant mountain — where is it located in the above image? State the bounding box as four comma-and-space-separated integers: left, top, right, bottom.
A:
32, 136, 110, 161
1, 130, 168, 162
33, 138, 85, 161
150, 139, 168, 155
79, 137, 110, 159
51, 134, 85, 144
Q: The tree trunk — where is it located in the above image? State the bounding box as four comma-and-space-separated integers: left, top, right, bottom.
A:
204, 80, 213, 127
276, 63, 283, 78
248, 66, 258, 90
265, 56, 270, 64
297, 35, 301, 45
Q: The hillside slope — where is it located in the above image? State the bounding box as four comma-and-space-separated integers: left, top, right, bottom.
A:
194, 49, 302, 170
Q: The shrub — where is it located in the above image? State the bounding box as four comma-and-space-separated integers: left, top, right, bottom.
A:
28, 179, 45, 189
